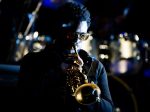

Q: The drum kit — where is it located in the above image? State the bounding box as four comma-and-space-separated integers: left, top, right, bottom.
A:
11, 31, 51, 62
98, 32, 149, 76
97, 32, 149, 112
9, 0, 52, 62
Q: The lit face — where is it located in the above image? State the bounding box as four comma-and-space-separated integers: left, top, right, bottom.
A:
60, 21, 89, 48
76, 21, 89, 44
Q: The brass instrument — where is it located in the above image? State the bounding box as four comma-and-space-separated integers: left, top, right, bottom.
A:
63, 45, 101, 105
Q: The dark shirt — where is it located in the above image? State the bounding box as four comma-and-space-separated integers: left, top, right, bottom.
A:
17, 46, 114, 112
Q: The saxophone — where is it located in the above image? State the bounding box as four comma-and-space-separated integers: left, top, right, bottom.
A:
62, 45, 101, 105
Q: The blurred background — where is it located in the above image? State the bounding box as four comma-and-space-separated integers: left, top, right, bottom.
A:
0, 0, 150, 111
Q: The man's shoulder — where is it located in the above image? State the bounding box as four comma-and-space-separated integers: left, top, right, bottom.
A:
20, 50, 46, 65
21, 51, 41, 61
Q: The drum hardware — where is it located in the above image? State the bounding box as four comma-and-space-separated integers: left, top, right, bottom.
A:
99, 41, 110, 60
108, 75, 139, 112
12, 32, 51, 62
98, 40, 111, 72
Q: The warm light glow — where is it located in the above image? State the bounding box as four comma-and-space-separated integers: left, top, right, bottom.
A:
99, 54, 109, 59
118, 60, 128, 74
119, 38, 133, 58
33, 43, 45, 52
134, 34, 139, 41
99, 44, 109, 49
76, 93, 82, 101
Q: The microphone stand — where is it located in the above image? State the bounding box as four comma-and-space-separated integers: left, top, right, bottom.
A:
24, 0, 42, 36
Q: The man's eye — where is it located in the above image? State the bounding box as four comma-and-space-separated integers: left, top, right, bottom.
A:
78, 33, 90, 40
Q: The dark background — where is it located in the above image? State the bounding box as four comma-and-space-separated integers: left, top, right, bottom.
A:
1, 0, 150, 63
0, 0, 150, 112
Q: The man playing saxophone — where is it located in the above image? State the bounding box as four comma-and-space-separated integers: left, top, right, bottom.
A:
17, 1, 114, 112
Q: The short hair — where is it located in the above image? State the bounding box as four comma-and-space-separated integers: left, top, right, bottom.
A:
56, 1, 91, 29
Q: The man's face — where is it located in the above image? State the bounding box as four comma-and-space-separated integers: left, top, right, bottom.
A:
59, 21, 89, 48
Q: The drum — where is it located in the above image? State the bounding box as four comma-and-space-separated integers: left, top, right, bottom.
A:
109, 32, 143, 75
11, 32, 52, 62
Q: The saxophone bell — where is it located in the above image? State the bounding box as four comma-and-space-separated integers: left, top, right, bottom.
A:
74, 75, 101, 105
